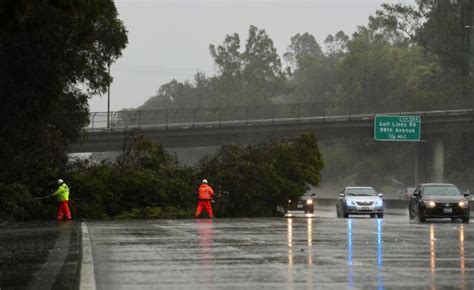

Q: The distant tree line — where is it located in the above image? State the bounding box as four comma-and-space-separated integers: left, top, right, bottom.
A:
136, 1, 474, 192
140, 2, 472, 112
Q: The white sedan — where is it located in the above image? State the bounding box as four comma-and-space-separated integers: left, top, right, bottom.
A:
336, 186, 384, 218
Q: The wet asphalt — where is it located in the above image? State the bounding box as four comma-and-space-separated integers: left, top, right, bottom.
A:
0, 220, 80, 290
1, 204, 473, 290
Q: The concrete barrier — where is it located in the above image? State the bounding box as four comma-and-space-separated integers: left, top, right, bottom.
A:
315, 197, 408, 208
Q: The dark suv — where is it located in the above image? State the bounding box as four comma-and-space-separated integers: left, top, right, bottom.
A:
409, 183, 470, 223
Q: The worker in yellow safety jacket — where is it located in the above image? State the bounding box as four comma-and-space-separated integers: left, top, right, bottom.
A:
52, 179, 72, 220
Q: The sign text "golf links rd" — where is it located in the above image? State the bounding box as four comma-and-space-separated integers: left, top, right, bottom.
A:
374, 115, 421, 141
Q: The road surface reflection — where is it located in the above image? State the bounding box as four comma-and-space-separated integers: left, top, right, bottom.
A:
197, 219, 214, 285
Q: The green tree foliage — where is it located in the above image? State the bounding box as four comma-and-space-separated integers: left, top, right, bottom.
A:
283, 33, 330, 103
139, 79, 197, 110
64, 133, 324, 219
69, 135, 195, 219
324, 31, 350, 58
140, 25, 286, 110
0, 0, 128, 190
0, 183, 42, 221
241, 25, 285, 103
331, 26, 434, 114
376, 0, 473, 102
196, 133, 323, 217
209, 25, 284, 106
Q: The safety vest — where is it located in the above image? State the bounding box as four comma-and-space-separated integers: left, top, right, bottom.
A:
54, 183, 70, 201
198, 184, 214, 200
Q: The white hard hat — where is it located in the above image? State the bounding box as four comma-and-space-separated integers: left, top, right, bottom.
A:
57, 179, 64, 185
202, 179, 208, 184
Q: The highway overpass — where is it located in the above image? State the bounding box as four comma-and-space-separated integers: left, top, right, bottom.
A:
70, 106, 474, 183
71, 108, 474, 151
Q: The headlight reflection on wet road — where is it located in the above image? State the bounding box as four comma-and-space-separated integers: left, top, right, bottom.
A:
347, 219, 353, 288
280, 215, 469, 289
377, 219, 383, 290
287, 217, 315, 288
307, 217, 313, 265
428, 224, 467, 290
287, 218, 293, 265
430, 224, 436, 290
459, 224, 465, 290
287, 218, 294, 289
307, 217, 314, 289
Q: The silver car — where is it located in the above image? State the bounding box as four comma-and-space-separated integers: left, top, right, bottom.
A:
336, 186, 384, 218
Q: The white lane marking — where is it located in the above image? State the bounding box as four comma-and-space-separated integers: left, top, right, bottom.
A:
80, 222, 96, 290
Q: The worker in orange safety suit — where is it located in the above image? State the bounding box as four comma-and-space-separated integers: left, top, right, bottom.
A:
195, 179, 214, 218
52, 179, 72, 220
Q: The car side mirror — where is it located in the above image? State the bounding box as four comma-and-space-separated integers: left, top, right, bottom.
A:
339, 193, 344, 198
378, 193, 383, 198
464, 191, 470, 197
311, 193, 316, 197
412, 192, 420, 197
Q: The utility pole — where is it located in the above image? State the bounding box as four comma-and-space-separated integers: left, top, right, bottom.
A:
107, 63, 111, 129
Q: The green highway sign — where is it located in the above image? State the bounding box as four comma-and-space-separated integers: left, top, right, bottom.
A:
374, 115, 421, 141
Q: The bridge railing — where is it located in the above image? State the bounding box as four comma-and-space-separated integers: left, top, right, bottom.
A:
87, 103, 329, 130
86, 101, 473, 131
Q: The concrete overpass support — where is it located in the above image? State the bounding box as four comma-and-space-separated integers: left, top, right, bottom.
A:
414, 142, 429, 184
414, 143, 421, 185
431, 137, 445, 183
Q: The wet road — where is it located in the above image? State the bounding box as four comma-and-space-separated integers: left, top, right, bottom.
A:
0, 220, 80, 290
84, 207, 474, 290
1, 206, 473, 289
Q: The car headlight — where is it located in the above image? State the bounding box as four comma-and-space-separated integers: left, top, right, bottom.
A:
424, 200, 436, 208
288, 200, 292, 203
375, 199, 383, 207
459, 200, 469, 208
306, 199, 313, 205
346, 200, 355, 206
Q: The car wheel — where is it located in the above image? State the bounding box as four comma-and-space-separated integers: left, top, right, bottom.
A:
343, 211, 349, 218
370, 214, 375, 218
418, 213, 426, 222
409, 209, 414, 220
378, 213, 383, 219
462, 216, 470, 223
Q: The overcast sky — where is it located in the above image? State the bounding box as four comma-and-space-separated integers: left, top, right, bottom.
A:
88, 0, 415, 112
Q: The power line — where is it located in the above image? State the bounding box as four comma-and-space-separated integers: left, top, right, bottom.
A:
112, 69, 198, 76
113, 64, 216, 74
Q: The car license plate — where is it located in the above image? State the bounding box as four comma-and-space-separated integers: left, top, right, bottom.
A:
361, 207, 370, 211
297, 205, 303, 209
443, 208, 453, 213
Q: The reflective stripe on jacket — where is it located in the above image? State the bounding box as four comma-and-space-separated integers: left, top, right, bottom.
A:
198, 184, 214, 200
53, 183, 70, 201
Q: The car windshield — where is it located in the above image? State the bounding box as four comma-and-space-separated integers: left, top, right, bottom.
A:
346, 188, 376, 196
423, 185, 461, 196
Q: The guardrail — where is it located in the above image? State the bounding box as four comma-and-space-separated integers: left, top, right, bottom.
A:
86, 102, 474, 131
